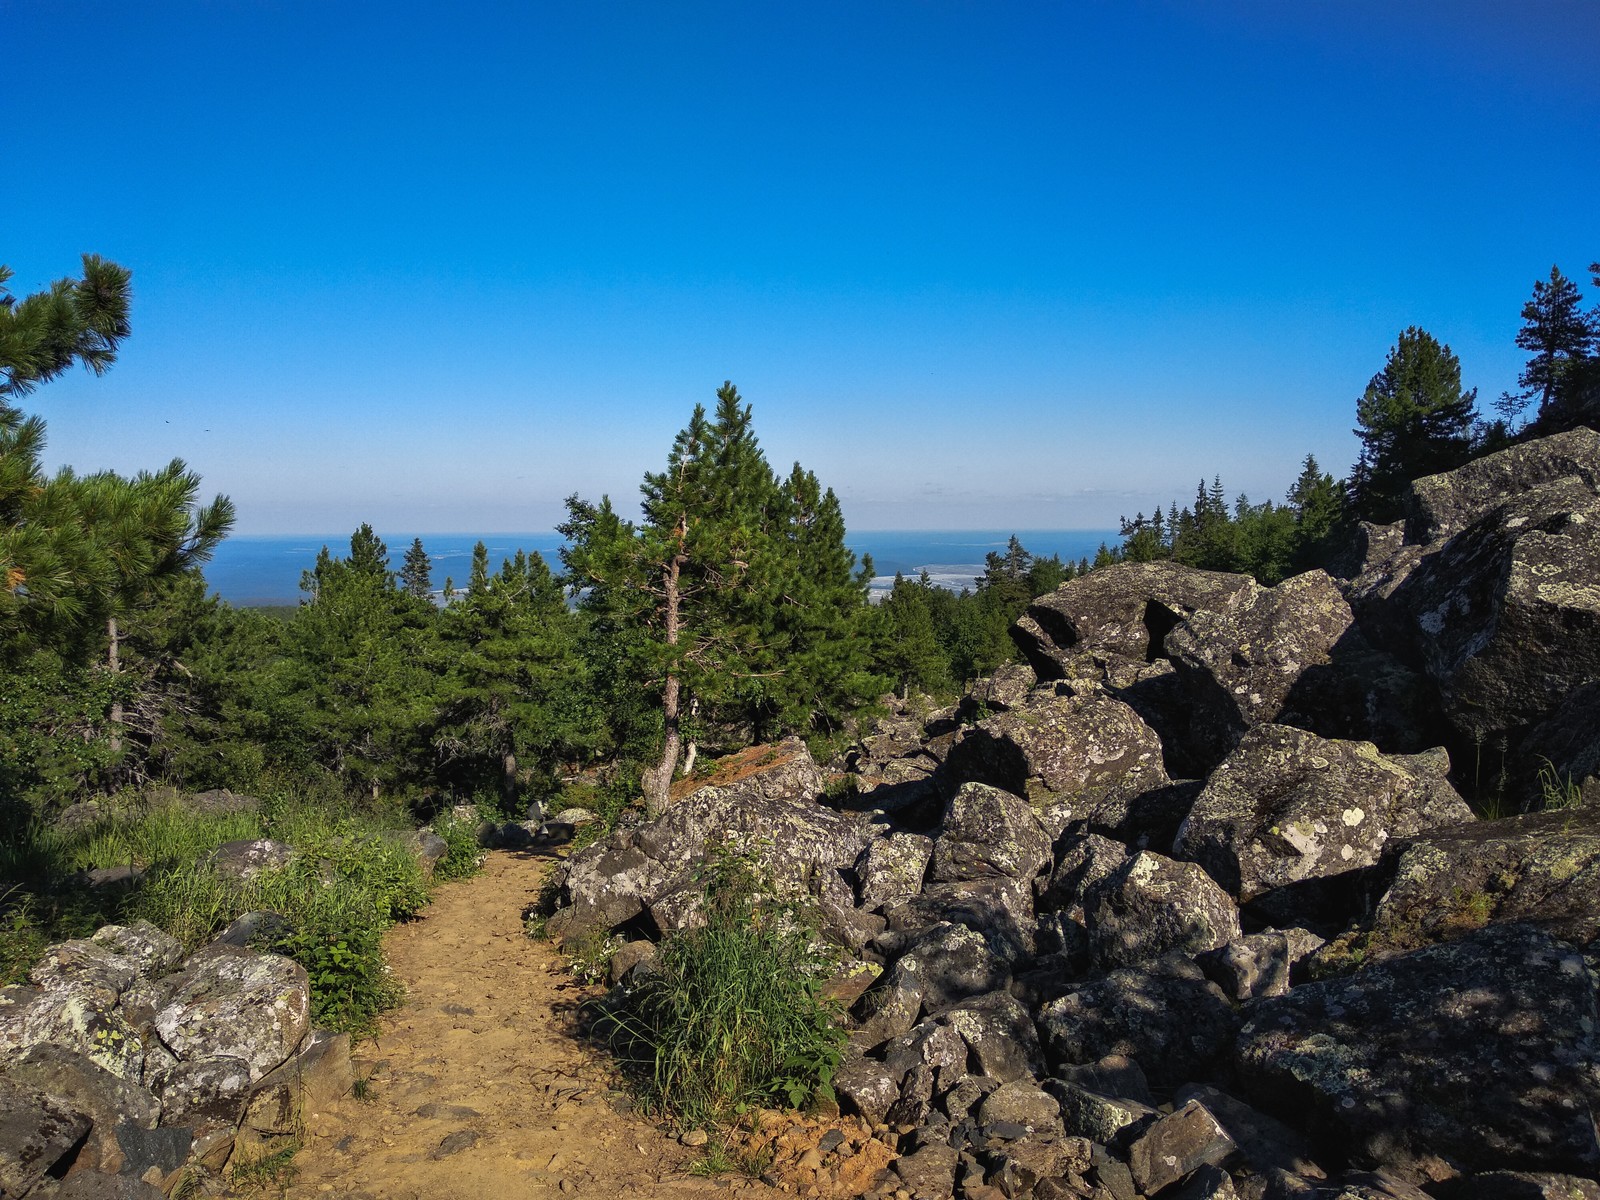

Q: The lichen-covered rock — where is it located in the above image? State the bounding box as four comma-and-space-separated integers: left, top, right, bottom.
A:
1167, 569, 1428, 763
1013, 561, 1257, 678
0, 1077, 92, 1198
0, 983, 145, 1080
1036, 832, 1133, 916
977, 1079, 1063, 1136
947, 690, 1169, 819
881, 877, 1036, 967
967, 661, 1038, 712
1082, 850, 1241, 970
894, 1141, 960, 1197
1046, 1076, 1155, 1144
87, 922, 183, 981
1367, 804, 1600, 954
1127, 1099, 1237, 1196
931, 782, 1052, 885
1, 1044, 163, 1177
548, 739, 874, 939
855, 833, 934, 910
885, 922, 1011, 1015
942, 992, 1044, 1084
1196, 929, 1325, 1002
1398, 473, 1600, 745
1037, 953, 1239, 1088
1444, 1172, 1600, 1199
1235, 924, 1600, 1175
833, 1053, 902, 1125
1174, 1083, 1327, 1181
154, 945, 310, 1082
1518, 681, 1600, 809
1404, 427, 1600, 547
235, 1030, 351, 1162
207, 838, 294, 882
1173, 726, 1473, 918
149, 1054, 254, 1134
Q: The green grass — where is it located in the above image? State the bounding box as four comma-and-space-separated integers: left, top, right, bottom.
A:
591, 846, 845, 1129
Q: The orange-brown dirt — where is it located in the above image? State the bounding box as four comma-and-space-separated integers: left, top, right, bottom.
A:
279, 850, 899, 1200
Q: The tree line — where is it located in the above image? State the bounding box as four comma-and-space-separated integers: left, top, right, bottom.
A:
3, 253, 1597, 826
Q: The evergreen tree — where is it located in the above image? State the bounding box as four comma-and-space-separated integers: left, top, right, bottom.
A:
1286, 454, 1343, 571
0, 256, 131, 399
1515, 265, 1596, 425
1348, 327, 1477, 524
399, 537, 433, 600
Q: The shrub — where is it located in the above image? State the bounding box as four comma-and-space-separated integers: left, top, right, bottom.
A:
428, 809, 484, 882
593, 845, 845, 1128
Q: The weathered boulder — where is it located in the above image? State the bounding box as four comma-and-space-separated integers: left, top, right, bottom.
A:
884, 922, 1012, 1015
1167, 570, 1430, 763
548, 739, 874, 940
1082, 850, 1241, 970
1196, 928, 1325, 1002
0, 1045, 168, 1178
149, 1055, 253, 1134
1127, 1099, 1238, 1196
1442, 1173, 1600, 1199
977, 1079, 1064, 1136
894, 1141, 960, 1197
1518, 681, 1600, 809
153, 944, 310, 1082
1046, 1075, 1155, 1144
967, 662, 1038, 713
1235, 924, 1600, 1174
1036, 831, 1132, 916
833, 1053, 902, 1125
234, 1030, 351, 1162
946, 690, 1169, 825
1174, 1083, 1327, 1181
206, 838, 294, 882
1013, 561, 1257, 677
1037, 953, 1239, 1088
930, 783, 1052, 886
1396, 472, 1600, 746
1404, 427, 1600, 547
0, 983, 146, 1081
942, 993, 1044, 1084
0, 1077, 93, 1198
855, 833, 934, 910
1365, 804, 1600, 955
1173, 726, 1472, 922
881, 876, 1036, 966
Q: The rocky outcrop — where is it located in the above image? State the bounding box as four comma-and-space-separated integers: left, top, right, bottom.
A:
0, 921, 350, 1196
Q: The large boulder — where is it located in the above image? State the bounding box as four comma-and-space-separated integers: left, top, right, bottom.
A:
0, 1077, 92, 1198
1037, 953, 1239, 1088
1167, 570, 1431, 764
1235, 924, 1600, 1175
1365, 805, 1600, 955
1403, 427, 1600, 547
1173, 726, 1473, 924
547, 738, 876, 939
854, 833, 934, 911
153, 944, 310, 1082
0, 984, 146, 1082
1081, 850, 1242, 970
946, 689, 1169, 828
1012, 561, 1257, 677
1397, 472, 1600, 747
1516, 681, 1600, 809
929, 782, 1052, 886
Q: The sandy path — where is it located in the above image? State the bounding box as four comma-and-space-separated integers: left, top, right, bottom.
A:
281, 849, 771, 1200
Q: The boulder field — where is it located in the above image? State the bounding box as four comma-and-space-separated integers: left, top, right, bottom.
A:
550, 431, 1600, 1199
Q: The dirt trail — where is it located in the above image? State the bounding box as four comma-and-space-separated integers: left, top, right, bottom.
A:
282, 849, 768, 1200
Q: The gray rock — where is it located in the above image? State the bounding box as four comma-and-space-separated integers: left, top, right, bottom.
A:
87, 922, 183, 980
1, 1044, 164, 1177
894, 1142, 961, 1197
1368, 804, 1600, 956
210, 910, 291, 949
855, 834, 935, 911
988, 1135, 1093, 1197
977, 1079, 1064, 1137
1083, 850, 1242, 970
1167, 570, 1429, 763
883, 876, 1036, 963
1013, 561, 1257, 676
1045, 1076, 1156, 1144
548, 738, 873, 939
1197, 929, 1326, 1002
1235, 924, 1600, 1174
29, 1177, 168, 1199
932, 782, 1053, 885
0, 1076, 93, 1198
235, 1030, 351, 1161
1038, 953, 1239, 1088
1174, 1084, 1326, 1180
1128, 1100, 1238, 1196
149, 1055, 254, 1133
0, 983, 145, 1081
968, 662, 1038, 713
206, 837, 294, 882
833, 1054, 902, 1125
942, 993, 1044, 1083
605, 939, 659, 987
883, 1018, 969, 1085
408, 828, 448, 876
1037, 832, 1133, 916
1443, 1172, 1600, 1199
1172, 1165, 1240, 1200
885, 921, 1012, 1015
1518, 681, 1600, 810
850, 960, 925, 1048
1174, 726, 1472, 919
1404, 427, 1600, 546
948, 691, 1169, 819
154, 944, 311, 1082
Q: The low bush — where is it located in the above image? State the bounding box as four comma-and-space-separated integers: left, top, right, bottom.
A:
592, 845, 845, 1129
428, 808, 485, 881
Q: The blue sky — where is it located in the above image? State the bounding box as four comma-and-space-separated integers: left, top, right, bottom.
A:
6, 1, 1597, 534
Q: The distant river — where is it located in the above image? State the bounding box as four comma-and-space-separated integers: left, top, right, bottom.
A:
203, 530, 1121, 607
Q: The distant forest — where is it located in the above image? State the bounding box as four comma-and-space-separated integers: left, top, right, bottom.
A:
2, 254, 1598, 822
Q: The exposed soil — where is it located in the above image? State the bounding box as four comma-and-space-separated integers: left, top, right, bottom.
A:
279, 849, 775, 1200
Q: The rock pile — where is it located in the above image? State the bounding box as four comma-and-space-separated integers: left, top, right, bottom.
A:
0, 920, 351, 1198
550, 431, 1600, 1199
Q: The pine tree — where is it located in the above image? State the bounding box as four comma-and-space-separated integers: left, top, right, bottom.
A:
1348, 327, 1478, 524
1285, 454, 1343, 572
1515, 265, 1596, 425
0, 256, 131, 399
399, 537, 433, 600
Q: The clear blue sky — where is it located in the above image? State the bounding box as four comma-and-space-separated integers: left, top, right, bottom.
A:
6, 1, 1597, 534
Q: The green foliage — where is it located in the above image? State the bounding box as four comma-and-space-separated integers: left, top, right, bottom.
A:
593, 846, 845, 1128
427, 808, 484, 881
1537, 759, 1584, 812
1515, 264, 1597, 427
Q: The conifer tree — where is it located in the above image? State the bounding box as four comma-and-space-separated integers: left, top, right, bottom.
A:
1348, 327, 1477, 523
399, 537, 433, 600
1515, 265, 1597, 427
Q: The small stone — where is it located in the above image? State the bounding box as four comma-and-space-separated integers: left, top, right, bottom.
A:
681, 1128, 709, 1147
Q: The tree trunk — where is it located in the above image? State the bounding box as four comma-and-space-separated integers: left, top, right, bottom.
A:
501, 749, 518, 807
644, 545, 686, 818
107, 616, 123, 755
